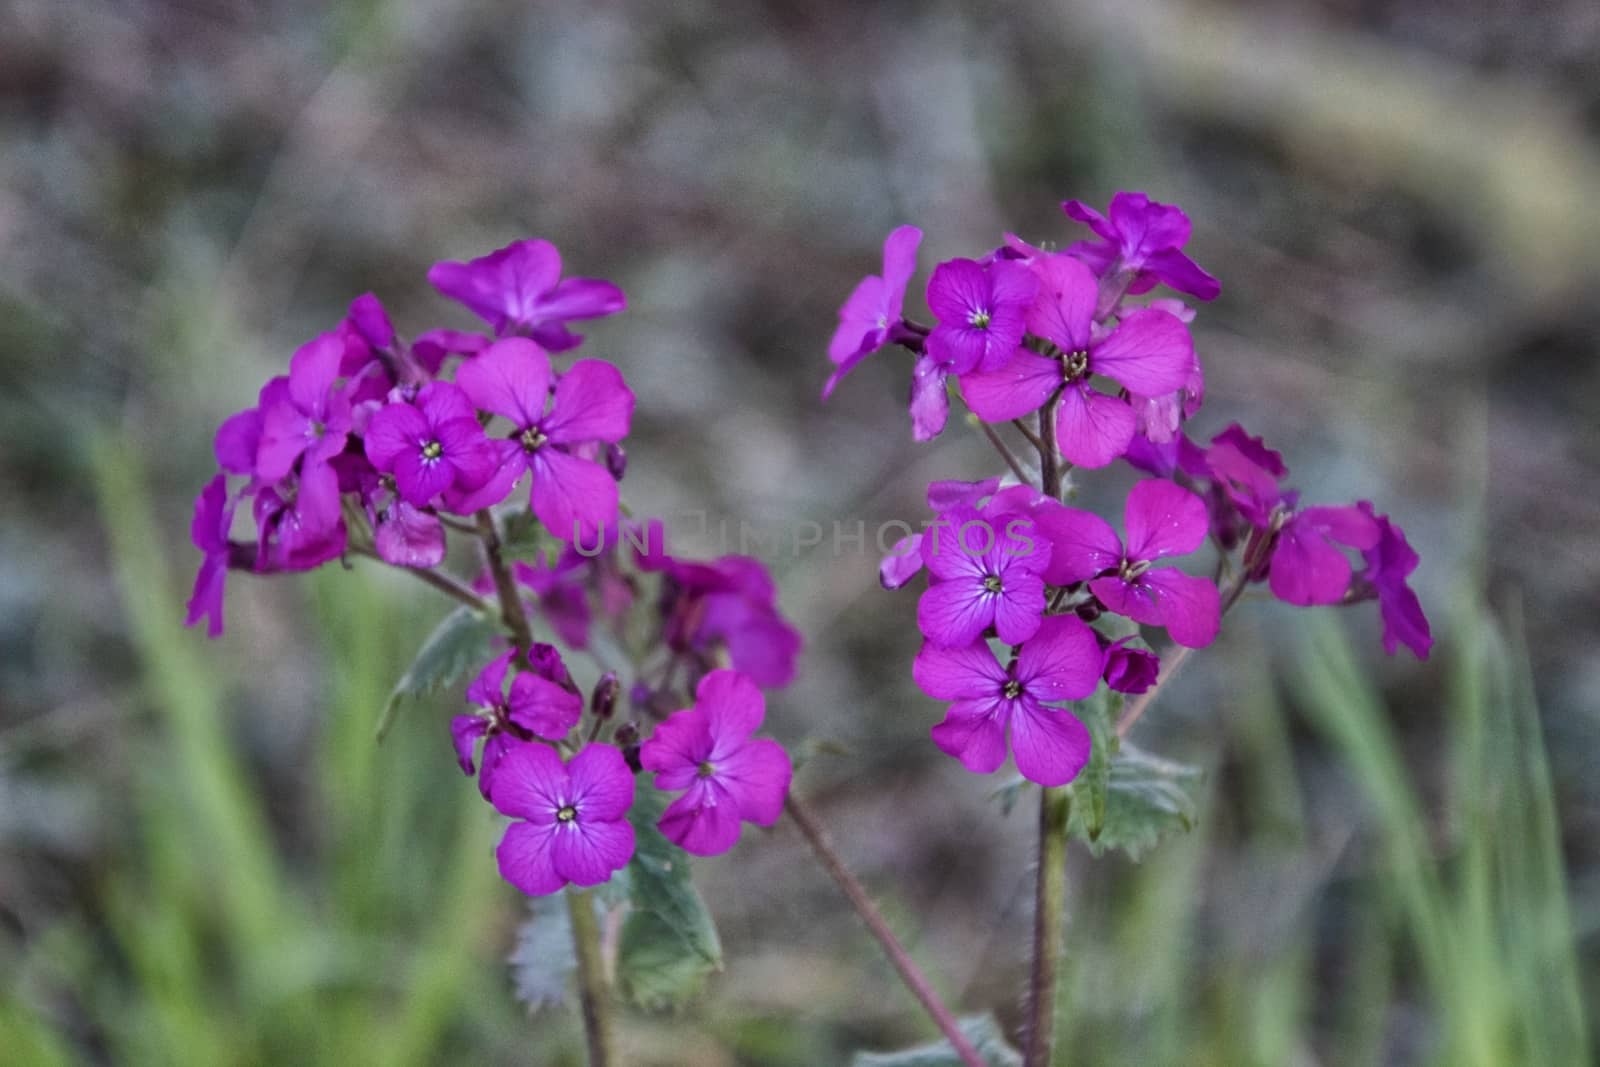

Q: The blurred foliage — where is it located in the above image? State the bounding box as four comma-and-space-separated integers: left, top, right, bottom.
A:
2, 0, 1598, 1063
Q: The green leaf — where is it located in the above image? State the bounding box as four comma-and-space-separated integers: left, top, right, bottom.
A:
616, 786, 722, 1010
507, 893, 577, 1013
851, 1014, 1022, 1067
374, 606, 500, 740
1065, 690, 1118, 842
499, 507, 548, 564
1075, 742, 1203, 862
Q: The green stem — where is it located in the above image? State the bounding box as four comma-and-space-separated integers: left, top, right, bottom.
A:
1023, 788, 1071, 1067
565, 890, 614, 1067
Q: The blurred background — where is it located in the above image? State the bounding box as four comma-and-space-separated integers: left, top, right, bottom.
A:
2, 0, 1598, 1063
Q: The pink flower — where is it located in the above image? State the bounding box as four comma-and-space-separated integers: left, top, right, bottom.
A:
639, 671, 792, 857
917, 506, 1052, 648
453, 338, 634, 543
364, 382, 499, 509
1061, 191, 1220, 301
925, 258, 1039, 374
428, 239, 625, 351
452, 646, 583, 798
914, 615, 1104, 786
255, 333, 354, 482
961, 255, 1194, 468
491, 743, 636, 897
1036, 479, 1220, 648
823, 225, 922, 399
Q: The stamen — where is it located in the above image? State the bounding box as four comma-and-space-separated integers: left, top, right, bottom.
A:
1003, 679, 1023, 699
696, 761, 716, 779
520, 427, 548, 453
421, 440, 443, 461
556, 804, 578, 823
982, 574, 1004, 594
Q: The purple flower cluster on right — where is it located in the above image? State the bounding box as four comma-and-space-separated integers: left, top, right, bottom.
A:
827, 191, 1431, 790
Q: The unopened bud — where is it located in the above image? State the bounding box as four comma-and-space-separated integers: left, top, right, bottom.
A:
606, 442, 628, 482
590, 671, 620, 720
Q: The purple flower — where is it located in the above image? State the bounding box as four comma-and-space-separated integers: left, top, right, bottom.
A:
428, 239, 625, 351
252, 459, 347, 572
185, 475, 235, 636
1061, 191, 1220, 301
654, 555, 802, 689
925, 258, 1039, 374
914, 615, 1104, 786
214, 404, 264, 477
1268, 505, 1380, 606
373, 498, 446, 569
256, 333, 354, 482
364, 382, 498, 509
961, 254, 1194, 468
1354, 503, 1432, 659
452, 647, 583, 798
880, 477, 1004, 589
454, 338, 634, 543
491, 743, 636, 897
638, 670, 792, 857
917, 506, 1052, 648
1103, 637, 1160, 694
1037, 479, 1220, 648
823, 225, 922, 399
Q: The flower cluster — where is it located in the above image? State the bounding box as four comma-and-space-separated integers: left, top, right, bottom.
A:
188, 240, 796, 899
827, 191, 1431, 788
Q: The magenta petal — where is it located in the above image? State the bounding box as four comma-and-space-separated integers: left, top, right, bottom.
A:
990, 571, 1046, 646
507, 673, 583, 741
566, 744, 635, 821
364, 402, 428, 472
1137, 568, 1222, 648
716, 738, 791, 826
1124, 478, 1209, 562
828, 275, 886, 364
1269, 518, 1354, 606
913, 640, 1008, 700
456, 338, 552, 427
926, 258, 988, 323
497, 821, 564, 896
928, 477, 1001, 511
639, 708, 715, 790
551, 818, 634, 886
1025, 254, 1098, 352
1090, 309, 1194, 396
537, 277, 627, 322
879, 534, 926, 589
1055, 386, 1137, 469
444, 439, 525, 515
529, 449, 618, 544
1016, 615, 1105, 701
926, 326, 989, 376
1300, 505, 1381, 552
393, 448, 456, 507
489, 743, 568, 821
909, 355, 950, 441
375, 501, 446, 568
255, 401, 312, 482
184, 554, 227, 637
287, 333, 344, 416
1032, 503, 1123, 585
466, 650, 514, 709
930, 697, 1010, 774
659, 785, 743, 857
1144, 247, 1221, 301
917, 578, 994, 648
545, 360, 634, 444
880, 224, 923, 308
697, 669, 766, 746
450, 715, 487, 774
214, 407, 263, 474
1009, 700, 1092, 787
960, 350, 1063, 422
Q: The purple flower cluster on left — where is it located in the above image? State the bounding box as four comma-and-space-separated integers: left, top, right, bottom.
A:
188, 239, 797, 898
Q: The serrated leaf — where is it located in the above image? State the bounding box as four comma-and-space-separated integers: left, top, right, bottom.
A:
507, 892, 576, 1013
1065, 690, 1118, 842
500, 507, 548, 564
374, 605, 500, 740
1075, 742, 1203, 861
851, 1014, 1022, 1067
616, 786, 722, 1010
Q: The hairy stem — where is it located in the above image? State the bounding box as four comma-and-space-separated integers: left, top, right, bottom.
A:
475, 508, 612, 1066
1024, 787, 1071, 1067
980, 421, 1031, 485
347, 544, 493, 615
566, 890, 614, 1067
1023, 400, 1067, 1067
786, 794, 986, 1067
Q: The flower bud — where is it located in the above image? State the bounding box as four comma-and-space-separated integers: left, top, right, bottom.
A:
590, 671, 620, 720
